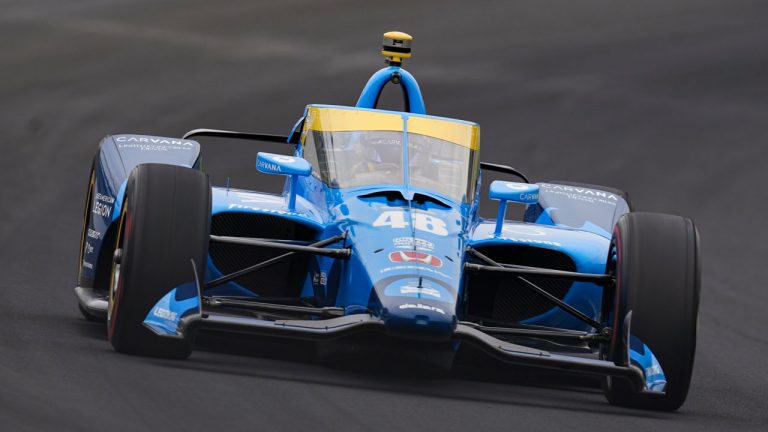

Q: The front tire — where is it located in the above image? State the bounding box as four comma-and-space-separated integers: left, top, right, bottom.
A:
108, 163, 211, 359
603, 212, 700, 411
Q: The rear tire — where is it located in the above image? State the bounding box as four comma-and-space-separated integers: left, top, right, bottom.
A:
603, 212, 700, 411
108, 163, 211, 359
76, 162, 104, 322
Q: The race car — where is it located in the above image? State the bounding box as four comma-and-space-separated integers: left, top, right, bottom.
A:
75, 31, 700, 411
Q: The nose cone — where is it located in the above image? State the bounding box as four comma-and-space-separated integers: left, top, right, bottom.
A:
337, 192, 466, 341
378, 277, 457, 341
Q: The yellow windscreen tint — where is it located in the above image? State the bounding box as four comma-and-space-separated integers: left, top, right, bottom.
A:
304, 107, 403, 133
303, 106, 480, 150
407, 116, 480, 150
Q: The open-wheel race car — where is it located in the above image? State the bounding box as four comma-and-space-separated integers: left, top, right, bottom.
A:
75, 32, 700, 411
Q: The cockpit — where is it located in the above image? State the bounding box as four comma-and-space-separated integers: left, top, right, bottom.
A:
300, 105, 480, 203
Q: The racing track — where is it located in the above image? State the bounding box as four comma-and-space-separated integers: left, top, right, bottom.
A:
1, 1, 767, 430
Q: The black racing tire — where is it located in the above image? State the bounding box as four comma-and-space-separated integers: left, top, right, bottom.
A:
107, 163, 211, 359
603, 212, 700, 411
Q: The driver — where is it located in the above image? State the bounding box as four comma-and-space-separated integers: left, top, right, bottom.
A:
350, 133, 403, 176
406, 134, 439, 182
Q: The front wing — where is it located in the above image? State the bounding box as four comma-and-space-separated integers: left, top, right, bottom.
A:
141, 266, 656, 396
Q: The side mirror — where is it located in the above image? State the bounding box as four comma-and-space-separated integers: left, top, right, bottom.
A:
256, 152, 311, 211
256, 152, 311, 177
489, 180, 539, 204
489, 181, 539, 236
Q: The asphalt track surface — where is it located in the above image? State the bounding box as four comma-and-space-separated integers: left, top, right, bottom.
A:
1, 0, 767, 430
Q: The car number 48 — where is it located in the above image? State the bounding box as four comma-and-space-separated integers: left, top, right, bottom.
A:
373, 210, 449, 236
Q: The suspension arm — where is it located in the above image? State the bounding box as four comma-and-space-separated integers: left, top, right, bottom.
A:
210, 235, 350, 258
205, 234, 347, 289
465, 247, 607, 332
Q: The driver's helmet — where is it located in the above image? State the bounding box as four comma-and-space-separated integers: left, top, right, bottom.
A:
350, 133, 403, 173
363, 136, 401, 166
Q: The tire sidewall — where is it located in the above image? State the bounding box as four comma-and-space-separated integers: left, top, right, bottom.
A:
604, 212, 700, 410
107, 164, 210, 358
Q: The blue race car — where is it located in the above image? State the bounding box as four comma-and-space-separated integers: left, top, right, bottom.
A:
75, 32, 700, 411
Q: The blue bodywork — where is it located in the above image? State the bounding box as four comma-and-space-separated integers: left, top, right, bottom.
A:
78, 64, 662, 390
78, 134, 201, 286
